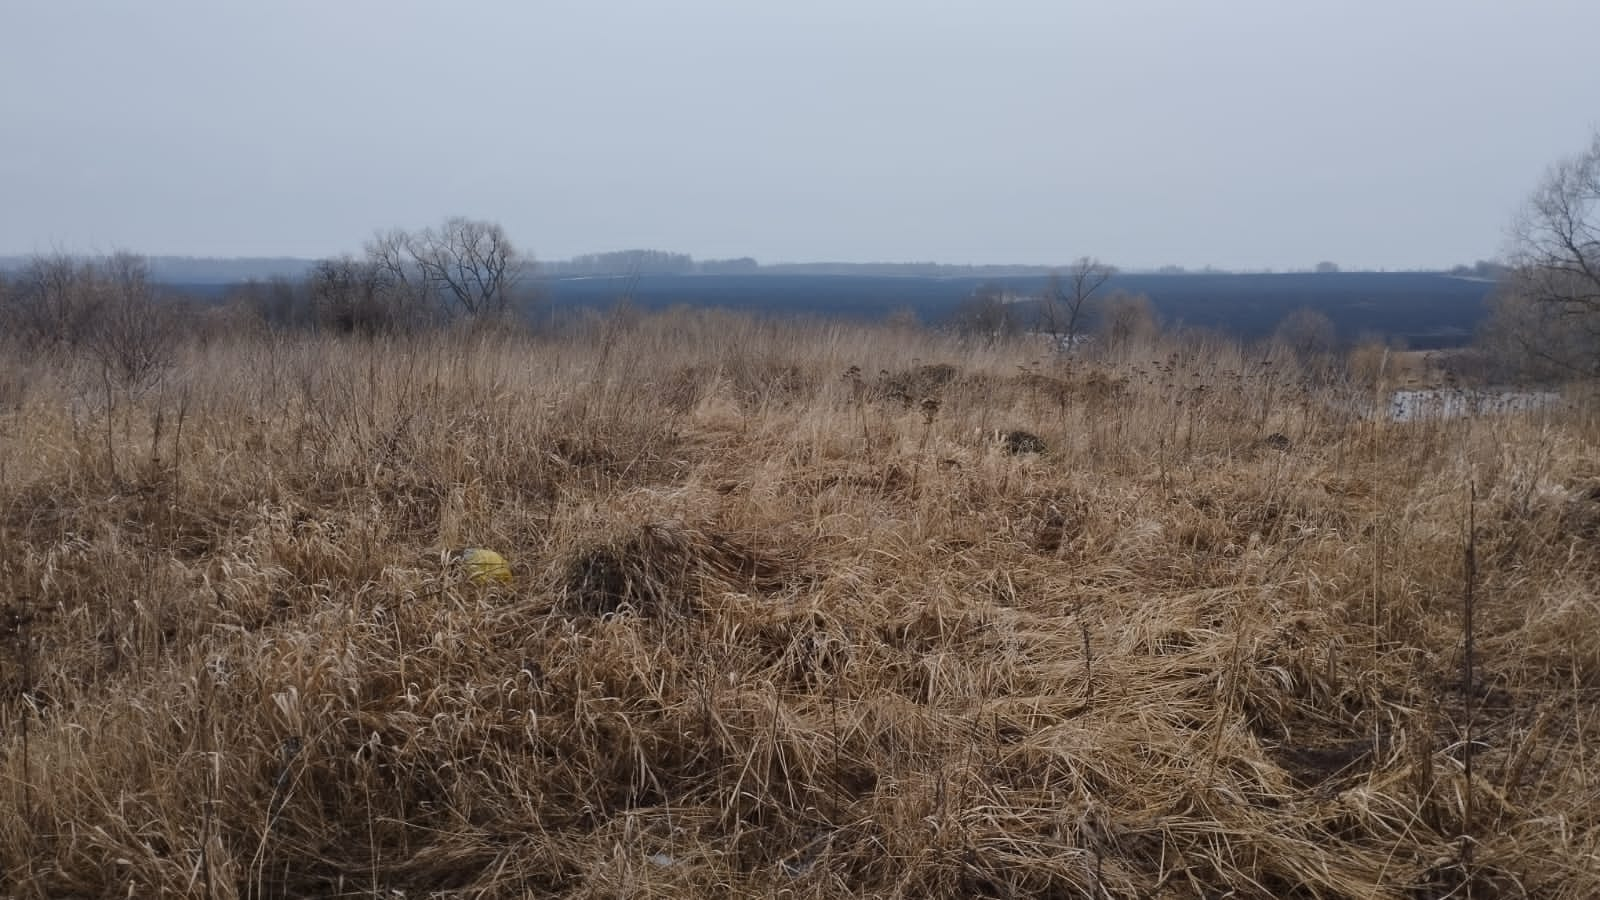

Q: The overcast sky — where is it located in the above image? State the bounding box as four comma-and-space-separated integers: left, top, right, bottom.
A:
2, 1, 1596, 270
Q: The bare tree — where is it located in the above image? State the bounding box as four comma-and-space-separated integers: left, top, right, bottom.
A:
410, 217, 525, 318
365, 228, 433, 313
1037, 256, 1115, 349
360, 218, 528, 320
1497, 130, 1600, 376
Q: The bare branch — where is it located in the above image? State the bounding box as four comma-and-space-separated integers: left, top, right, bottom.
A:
1491, 130, 1600, 377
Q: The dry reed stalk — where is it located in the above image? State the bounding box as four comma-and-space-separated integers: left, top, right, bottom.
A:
1459, 481, 1478, 895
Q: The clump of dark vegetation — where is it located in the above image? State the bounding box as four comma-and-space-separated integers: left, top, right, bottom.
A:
999, 429, 1047, 454
875, 362, 960, 407
561, 521, 796, 617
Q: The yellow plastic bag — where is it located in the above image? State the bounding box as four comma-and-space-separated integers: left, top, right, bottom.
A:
452, 547, 512, 585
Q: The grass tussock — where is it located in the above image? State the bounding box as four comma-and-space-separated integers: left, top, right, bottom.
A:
1, 311, 1599, 898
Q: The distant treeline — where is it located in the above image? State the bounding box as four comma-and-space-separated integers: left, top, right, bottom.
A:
0, 255, 315, 284
541, 250, 760, 276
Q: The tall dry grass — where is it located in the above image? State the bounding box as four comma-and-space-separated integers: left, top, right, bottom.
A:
1, 311, 1598, 898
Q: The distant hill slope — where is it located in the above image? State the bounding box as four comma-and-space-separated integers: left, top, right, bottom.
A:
542, 271, 1496, 348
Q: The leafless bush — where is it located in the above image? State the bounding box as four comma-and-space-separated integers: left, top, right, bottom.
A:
0, 252, 180, 387
1273, 307, 1339, 364
947, 282, 1021, 344
0, 252, 103, 348
308, 255, 415, 335
86, 252, 182, 390
1094, 290, 1160, 356
1481, 282, 1600, 382
226, 275, 314, 332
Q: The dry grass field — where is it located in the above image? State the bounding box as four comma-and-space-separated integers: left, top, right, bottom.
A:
1, 311, 1598, 898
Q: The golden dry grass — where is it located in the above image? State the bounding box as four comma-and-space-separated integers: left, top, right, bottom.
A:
2, 310, 1598, 898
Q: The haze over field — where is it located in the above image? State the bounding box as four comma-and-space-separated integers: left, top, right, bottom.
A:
3, 1, 1598, 270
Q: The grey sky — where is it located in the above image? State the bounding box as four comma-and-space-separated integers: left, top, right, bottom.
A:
2, 1, 1596, 270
